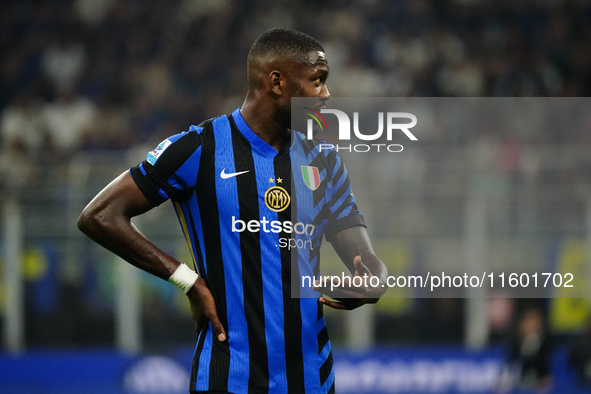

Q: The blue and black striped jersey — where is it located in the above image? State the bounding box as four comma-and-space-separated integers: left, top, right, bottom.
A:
130, 108, 365, 394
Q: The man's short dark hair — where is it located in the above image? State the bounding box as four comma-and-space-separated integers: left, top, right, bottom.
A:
248, 28, 324, 64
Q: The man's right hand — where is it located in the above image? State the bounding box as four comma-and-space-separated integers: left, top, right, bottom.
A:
186, 277, 226, 342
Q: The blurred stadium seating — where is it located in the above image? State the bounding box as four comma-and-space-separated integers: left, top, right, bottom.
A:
1, 0, 591, 392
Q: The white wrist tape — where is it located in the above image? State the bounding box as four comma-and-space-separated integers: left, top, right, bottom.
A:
168, 264, 199, 294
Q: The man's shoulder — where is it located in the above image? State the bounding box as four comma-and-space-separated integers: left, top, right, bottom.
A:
145, 115, 226, 166
195, 115, 222, 130
160, 114, 227, 145
292, 129, 339, 162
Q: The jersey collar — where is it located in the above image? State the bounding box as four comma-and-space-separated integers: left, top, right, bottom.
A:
232, 108, 287, 158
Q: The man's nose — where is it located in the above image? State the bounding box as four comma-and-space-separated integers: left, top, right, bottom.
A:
320, 84, 330, 100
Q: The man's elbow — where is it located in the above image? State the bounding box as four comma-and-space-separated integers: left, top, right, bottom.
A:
77, 204, 107, 237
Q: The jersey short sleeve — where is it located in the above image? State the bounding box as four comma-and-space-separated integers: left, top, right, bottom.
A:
129, 125, 204, 206
322, 149, 366, 240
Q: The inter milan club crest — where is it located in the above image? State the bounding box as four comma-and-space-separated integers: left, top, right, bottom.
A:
301, 166, 320, 191
264, 186, 290, 212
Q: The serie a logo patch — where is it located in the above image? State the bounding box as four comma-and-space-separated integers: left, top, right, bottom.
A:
264, 186, 290, 212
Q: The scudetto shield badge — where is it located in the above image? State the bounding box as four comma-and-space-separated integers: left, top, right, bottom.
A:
301, 166, 320, 191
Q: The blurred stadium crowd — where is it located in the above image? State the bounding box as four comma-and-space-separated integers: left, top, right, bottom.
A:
2, 0, 591, 390
1, 0, 590, 163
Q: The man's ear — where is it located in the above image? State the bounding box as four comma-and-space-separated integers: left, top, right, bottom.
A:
269, 70, 284, 96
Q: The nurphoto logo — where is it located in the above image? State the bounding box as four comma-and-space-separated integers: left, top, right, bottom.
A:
303, 106, 418, 153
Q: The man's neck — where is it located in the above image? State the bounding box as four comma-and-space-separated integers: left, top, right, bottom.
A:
240, 98, 290, 152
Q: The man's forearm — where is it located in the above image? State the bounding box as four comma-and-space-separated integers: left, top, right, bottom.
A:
77, 172, 181, 281
79, 211, 179, 280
